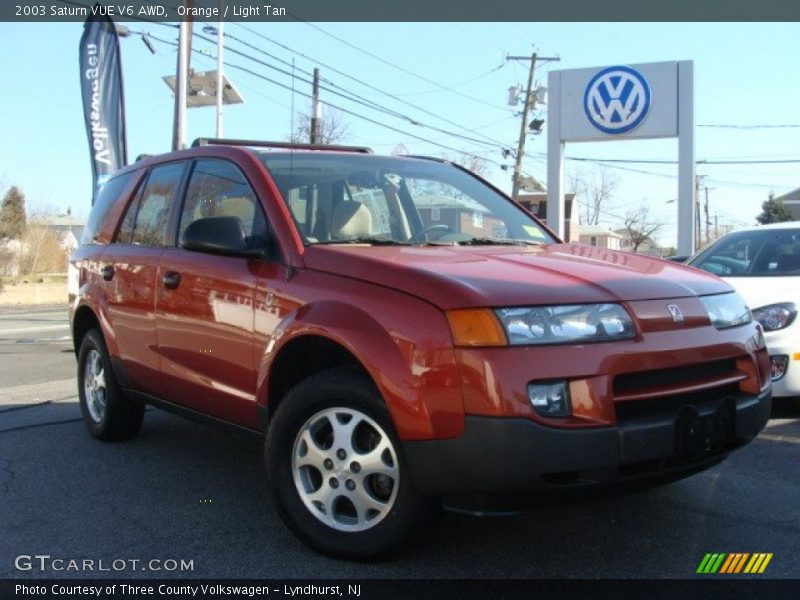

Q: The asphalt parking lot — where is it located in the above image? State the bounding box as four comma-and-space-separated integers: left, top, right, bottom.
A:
1, 305, 799, 579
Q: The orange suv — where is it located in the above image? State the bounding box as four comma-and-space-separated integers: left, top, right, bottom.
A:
70, 139, 772, 559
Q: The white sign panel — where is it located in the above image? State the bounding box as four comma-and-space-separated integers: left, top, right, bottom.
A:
559, 61, 679, 142
547, 60, 695, 255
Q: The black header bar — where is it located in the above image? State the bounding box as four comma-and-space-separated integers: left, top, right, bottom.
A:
4, 0, 800, 22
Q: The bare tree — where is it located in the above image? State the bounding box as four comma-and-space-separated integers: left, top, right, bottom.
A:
623, 205, 664, 253
570, 168, 617, 226
446, 153, 488, 177
20, 211, 68, 275
290, 107, 350, 145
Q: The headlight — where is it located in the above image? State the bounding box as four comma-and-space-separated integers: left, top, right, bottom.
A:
752, 302, 797, 332
495, 303, 635, 345
699, 293, 752, 329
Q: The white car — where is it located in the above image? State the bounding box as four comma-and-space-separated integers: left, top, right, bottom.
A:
688, 222, 800, 399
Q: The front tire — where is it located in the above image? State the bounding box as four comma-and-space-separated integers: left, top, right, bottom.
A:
77, 329, 144, 441
266, 368, 439, 559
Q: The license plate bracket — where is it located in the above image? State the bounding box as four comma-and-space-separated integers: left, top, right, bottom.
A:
675, 398, 735, 458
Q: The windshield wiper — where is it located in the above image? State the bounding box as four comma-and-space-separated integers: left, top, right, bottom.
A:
315, 237, 412, 246
455, 237, 543, 246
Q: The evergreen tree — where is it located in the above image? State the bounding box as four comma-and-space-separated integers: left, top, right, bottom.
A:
0, 186, 26, 240
756, 192, 793, 224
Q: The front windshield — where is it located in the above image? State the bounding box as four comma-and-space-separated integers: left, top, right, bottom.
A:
256, 152, 555, 246
689, 228, 800, 277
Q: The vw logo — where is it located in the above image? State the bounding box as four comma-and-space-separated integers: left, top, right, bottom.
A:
583, 66, 651, 134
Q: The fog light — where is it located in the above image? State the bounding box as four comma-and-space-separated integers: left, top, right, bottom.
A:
771, 355, 789, 381
528, 381, 571, 417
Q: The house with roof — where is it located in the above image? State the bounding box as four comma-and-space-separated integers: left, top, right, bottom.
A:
413, 192, 506, 239
48, 210, 85, 253
614, 228, 662, 256
514, 193, 579, 243
578, 224, 623, 250
775, 188, 800, 221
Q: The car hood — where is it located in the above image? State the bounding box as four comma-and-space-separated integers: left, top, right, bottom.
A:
303, 243, 731, 309
720, 276, 800, 310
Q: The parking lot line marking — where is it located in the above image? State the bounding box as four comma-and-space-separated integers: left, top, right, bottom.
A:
758, 433, 800, 445
0, 325, 70, 335
0, 311, 66, 319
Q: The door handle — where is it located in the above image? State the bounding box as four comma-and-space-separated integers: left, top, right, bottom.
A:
163, 271, 181, 290
100, 265, 115, 281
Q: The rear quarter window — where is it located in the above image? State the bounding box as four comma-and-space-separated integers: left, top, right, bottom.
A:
80, 172, 135, 245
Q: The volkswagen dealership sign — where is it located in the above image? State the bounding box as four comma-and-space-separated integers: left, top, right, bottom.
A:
583, 66, 651, 134
557, 61, 680, 142
546, 61, 696, 255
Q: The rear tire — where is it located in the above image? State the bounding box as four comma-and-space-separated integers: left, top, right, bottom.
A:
77, 329, 144, 441
266, 367, 440, 560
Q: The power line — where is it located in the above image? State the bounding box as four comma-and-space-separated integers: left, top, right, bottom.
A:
231, 23, 513, 149
566, 158, 784, 190
289, 19, 510, 114
143, 33, 507, 166
698, 123, 800, 129
63, 0, 514, 154
394, 62, 507, 97
565, 156, 800, 166
201, 30, 510, 150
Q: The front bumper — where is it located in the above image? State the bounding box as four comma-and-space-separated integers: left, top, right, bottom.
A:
403, 388, 771, 496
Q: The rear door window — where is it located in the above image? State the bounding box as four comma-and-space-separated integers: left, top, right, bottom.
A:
132, 162, 186, 247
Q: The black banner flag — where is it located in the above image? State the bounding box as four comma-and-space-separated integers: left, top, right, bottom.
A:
79, 6, 127, 204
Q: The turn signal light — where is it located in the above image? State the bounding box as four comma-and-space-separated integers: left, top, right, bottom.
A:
446, 309, 507, 347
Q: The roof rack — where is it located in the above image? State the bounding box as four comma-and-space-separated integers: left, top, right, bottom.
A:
191, 138, 373, 154
405, 155, 447, 163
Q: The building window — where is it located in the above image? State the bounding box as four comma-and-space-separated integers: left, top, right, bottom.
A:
590, 236, 597, 246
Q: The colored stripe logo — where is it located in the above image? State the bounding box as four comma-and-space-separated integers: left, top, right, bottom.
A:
697, 553, 773, 574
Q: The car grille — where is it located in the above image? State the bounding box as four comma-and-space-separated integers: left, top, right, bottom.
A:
612, 358, 745, 403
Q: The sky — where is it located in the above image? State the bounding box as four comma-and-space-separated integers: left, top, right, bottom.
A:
1, 20, 799, 249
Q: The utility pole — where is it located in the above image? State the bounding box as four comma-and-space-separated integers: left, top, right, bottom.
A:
173, 1, 193, 150
215, 0, 224, 138
694, 175, 704, 247
507, 52, 559, 198
310, 68, 321, 144
703, 186, 710, 244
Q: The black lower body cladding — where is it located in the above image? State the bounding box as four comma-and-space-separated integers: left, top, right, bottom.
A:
402, 389, 771, 497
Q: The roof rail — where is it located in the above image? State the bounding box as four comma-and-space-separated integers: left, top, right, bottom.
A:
405, 155, 447, 163
191, 138, 373, 154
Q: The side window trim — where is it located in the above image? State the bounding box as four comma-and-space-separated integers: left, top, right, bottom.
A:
113, 170, 150, 245
166, 159, 194, 248
170, 159, 199, 247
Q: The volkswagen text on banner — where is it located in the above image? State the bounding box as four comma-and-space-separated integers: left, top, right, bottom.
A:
79, 8, 127, 204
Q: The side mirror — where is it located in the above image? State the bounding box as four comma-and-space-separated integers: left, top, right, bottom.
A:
181, 216, 263, 258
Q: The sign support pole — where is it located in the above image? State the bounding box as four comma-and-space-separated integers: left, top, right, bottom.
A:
546, 70, 566, 240
677, 60, 696, 255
